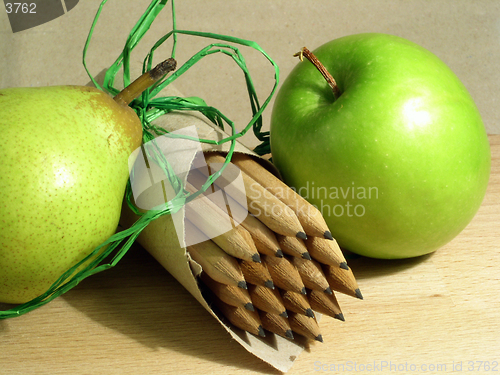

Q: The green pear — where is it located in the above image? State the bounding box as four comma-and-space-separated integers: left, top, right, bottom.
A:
0, 59, 176, 304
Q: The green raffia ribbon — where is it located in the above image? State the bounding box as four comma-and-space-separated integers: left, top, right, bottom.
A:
0, 0, 277, 319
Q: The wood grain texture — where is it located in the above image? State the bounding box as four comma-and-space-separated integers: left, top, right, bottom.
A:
1, 135, 499, 375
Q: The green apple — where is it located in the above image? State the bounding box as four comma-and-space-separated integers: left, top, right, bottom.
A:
270, 33, 490, 259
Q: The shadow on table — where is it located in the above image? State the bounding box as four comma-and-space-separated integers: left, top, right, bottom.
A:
342, 250, 435, 281
62, 243, 281, 375
0, 319, 8, 334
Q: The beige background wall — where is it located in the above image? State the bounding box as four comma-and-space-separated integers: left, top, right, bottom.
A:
1, 0, 499, 149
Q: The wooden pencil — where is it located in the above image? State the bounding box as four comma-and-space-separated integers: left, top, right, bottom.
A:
276, 234, 311, 260
280, 290, 315, 318
239, 259, 275, 289
308, 289, 344, 321
185, 222, 247, 289
204, 153, 307, 239
200, 273, 254, 311
188, 168, 283, 258
288, 312, 323, 342
305, 236, 349, 270
290, 256, 332, 294
184, 181, 261, 263
247, 284, 287, 317
322, 264, 363, 300
261, 254, 306, 295
212, 296, 265, 337
240, 214, 284, 258
229, 152, 333, 240
259, 311, 294, 340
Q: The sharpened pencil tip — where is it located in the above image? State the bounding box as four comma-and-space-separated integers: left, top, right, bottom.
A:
340, 261, 349, 270
258, 326, 266, 337
335, 313, 345, 321
245, 303, 255, 312
302, 252, 312, 260
301, 287, 307, 295
315, 334, 324, 343
306, 308, 315, 318
238, 281, 248, 290
355, 288, 364, 300
279, 310, 288, 318
324, 287, 333, 295
296, 231, 307, 240
265, 280, 275, 289
285, 330, 294, 339
276, 249, 284, 258
324, 231, 334, 240
252, 253, 261, 263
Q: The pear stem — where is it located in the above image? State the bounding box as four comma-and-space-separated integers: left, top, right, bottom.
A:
113, 58, 177, 107
294, 47, 341, 100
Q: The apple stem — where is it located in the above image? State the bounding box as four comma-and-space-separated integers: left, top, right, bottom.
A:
294, 47, 341, 100
113, 58, 177, 107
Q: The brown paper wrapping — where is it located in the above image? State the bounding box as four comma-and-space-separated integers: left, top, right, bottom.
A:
119, 85, 307, 372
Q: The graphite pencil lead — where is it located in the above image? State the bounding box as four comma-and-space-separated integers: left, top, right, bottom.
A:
335, 313, 345, 321
324, 231, 334, 240
316, 334, 324, 343
276, 249, 284, 258
324, 287, 333, 295
302, 252, 312, 260
301, 287, 307, 295
238, 281, 248, 290
355, 288, 364, 300
258, 325, 266, 337
340, 262, 349, 270
297, 231, 308, 240
245, 303, 255, 312
306, 308, 315, 318
279, 311, 288, 318
286, 330, 294, 339
252, 253, 262, 263
265, 280, 275, 289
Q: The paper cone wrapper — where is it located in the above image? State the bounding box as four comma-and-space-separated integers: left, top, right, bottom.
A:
119, 86, 306, 372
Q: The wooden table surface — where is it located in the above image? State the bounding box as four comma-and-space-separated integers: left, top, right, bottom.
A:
1, 135, 499, 375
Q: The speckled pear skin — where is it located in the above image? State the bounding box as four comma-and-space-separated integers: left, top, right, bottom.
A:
0, 85, 143, 304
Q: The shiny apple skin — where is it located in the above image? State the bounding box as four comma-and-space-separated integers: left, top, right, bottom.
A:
270, 33, 490, 259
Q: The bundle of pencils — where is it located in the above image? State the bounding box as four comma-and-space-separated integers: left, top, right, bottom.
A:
184, 152, 362, 343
